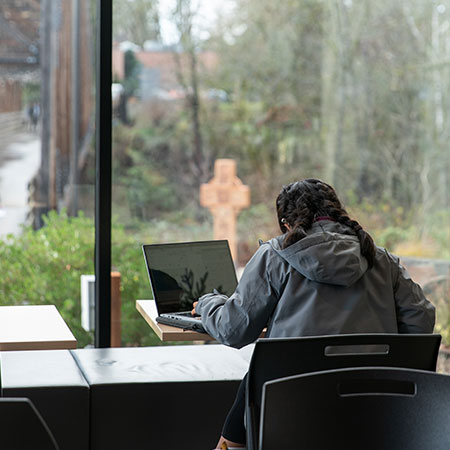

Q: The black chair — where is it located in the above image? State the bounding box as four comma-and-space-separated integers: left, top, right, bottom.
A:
246, 333, 441, 450
259, 367, 450, 450
0, 397, 59, 450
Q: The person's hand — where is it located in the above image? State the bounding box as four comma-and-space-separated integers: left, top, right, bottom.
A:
191, 301, 198, 316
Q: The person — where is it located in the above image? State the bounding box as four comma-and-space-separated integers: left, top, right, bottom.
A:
192, 178, 435, 449
27, 102, 40, 132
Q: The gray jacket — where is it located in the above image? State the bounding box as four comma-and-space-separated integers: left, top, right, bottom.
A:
196, 221, 435, 349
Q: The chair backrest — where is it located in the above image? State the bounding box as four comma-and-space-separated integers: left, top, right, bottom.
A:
259, 367, 450, 450
246, 333, 441, 450
0, 398, 59, 450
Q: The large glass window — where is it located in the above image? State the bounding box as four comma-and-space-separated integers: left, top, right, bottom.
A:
0, 1, 448, 356
0, 0, 96, 347
112, 0, 449, 349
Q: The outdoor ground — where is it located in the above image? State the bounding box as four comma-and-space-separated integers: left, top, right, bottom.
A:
0, 131, 40, 237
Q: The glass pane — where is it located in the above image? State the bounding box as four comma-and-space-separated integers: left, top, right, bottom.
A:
0, 0, 96, 348
112, 0, 450, 349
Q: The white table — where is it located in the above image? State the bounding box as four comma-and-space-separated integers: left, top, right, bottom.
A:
0, 305, 77, 351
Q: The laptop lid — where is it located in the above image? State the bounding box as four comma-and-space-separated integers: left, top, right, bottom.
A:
142, 240, 238, 315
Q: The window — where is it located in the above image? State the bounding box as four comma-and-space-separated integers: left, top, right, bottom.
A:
111, 0, 449, 347
1, 1, 448, 350
0, 0, 97, 348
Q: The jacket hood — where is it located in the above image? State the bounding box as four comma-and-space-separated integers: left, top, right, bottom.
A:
267, 221, 368, 287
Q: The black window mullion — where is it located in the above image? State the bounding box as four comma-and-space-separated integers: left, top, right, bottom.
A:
95, 0, 112, 348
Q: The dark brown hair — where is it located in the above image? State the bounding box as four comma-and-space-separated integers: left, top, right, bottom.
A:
276, 179, 376, 267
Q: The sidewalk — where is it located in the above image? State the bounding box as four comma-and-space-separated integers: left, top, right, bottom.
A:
0, 132, 41, 237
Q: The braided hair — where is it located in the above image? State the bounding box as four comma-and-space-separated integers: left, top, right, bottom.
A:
276, 179, 376, 268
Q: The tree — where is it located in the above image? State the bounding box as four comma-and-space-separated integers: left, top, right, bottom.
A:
112, 0, 450, 248
171, 0, 207, 184
113, 0, 161, 46
116, 50, 141, 125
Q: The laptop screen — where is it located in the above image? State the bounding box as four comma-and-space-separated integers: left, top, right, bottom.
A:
142, 240, 238, 314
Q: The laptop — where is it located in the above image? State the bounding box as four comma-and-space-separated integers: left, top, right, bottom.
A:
142, 240, 238, 333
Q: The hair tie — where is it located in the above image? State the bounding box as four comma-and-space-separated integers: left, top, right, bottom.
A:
314, 216, 335, 222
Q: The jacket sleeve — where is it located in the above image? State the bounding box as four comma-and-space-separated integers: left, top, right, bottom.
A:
389, 253, 436, 333
195, 244, 279, 348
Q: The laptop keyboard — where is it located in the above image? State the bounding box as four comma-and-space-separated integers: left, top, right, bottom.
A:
176, 311, 201, 318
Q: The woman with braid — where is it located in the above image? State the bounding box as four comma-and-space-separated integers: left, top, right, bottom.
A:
192, 178, 435, 449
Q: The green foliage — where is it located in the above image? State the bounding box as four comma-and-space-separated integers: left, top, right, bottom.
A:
110, 0, 450, 247
424, 278, 450, 347
0, 211, 178, 348
22, 82, 40, 104
0, 211, 95, 347
113, 0, 160, 46
123, 50, 141, 97
374, 226, 413, 252
112, 124, 179, 223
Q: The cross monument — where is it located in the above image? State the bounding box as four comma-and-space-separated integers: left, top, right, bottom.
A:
200, 159, 250, 262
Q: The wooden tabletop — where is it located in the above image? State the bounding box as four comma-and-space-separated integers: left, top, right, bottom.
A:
136, 300, 215, 341
0, 305, 77, 351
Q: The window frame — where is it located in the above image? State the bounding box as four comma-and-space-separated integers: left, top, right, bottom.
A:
95, 0, 112, 348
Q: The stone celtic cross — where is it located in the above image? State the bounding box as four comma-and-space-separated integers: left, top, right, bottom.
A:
200, 159, 250, 262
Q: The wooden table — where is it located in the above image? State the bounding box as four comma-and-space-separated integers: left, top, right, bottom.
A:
136, 299, 266, 342
136, 300, 215, 341
0, 305, 77, 351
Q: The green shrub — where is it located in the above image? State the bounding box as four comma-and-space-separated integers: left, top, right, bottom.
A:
0, 210, 163, 348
